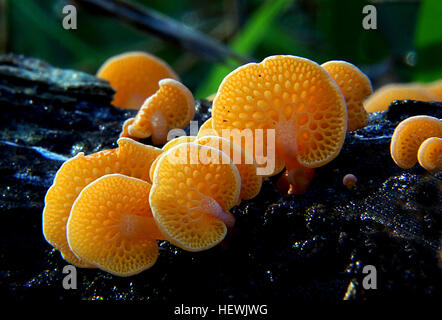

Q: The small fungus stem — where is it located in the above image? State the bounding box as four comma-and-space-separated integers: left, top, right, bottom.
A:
288, 167, 315, 194
150, 110, 168, 145
190, 189, 236, 229
276, 157, 315, 195
210, 208, 235, 229
275, 118, 298, 164
202, 197, 235, 229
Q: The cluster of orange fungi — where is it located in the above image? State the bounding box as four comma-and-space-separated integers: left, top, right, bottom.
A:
43, 52, 440, 276
364, 80, 442, 172
390, 115, 442, 173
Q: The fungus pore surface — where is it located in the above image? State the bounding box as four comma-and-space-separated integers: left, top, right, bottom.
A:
212, 55, 347, 169
321, 60, 372, 131
149, 143, 241, 251
67, 174, 162, 276
197, 117, 218, 138
195, 135, 262, 201
417, 137, 442, 172
42, 138, 162, 266
148, 136, 196, 181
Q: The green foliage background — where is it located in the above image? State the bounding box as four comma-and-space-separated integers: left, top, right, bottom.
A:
3, 0, 441, 98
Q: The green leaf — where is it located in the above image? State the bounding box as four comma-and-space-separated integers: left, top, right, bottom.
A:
413, 0, 442, 82
415, 0, 442, 49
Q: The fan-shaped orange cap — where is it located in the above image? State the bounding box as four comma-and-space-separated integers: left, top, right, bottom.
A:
149, 143, 241, 251
67, 174, 162, 276
197, 117, 219, 138
212, 55, 347, 170
128, 79, 195, 145
97, 51, 179, 110
195, 135, 262, 201
417, 137, 442, 172
424, 80, 442, 100
322, 61, 372, 131
363, 84, 438, 113
390, 115, 442, 169
42, 138, 162, 267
